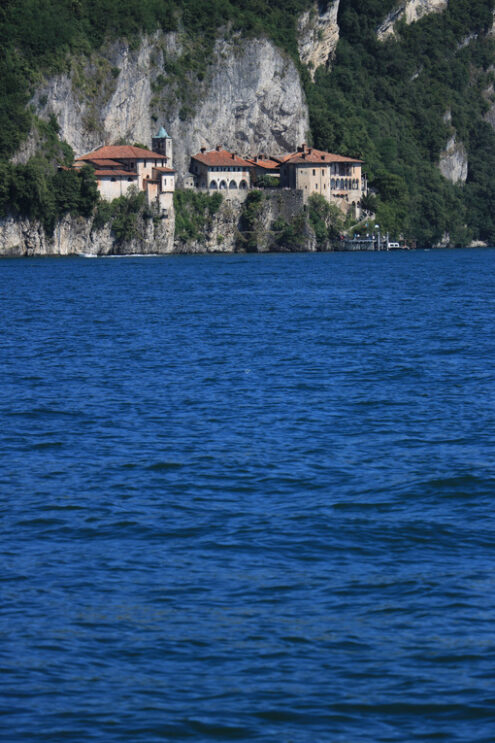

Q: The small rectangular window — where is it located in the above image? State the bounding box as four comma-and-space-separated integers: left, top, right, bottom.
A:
313, 169, 316, 176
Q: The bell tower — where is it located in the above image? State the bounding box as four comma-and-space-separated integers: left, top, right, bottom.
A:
152, 126, 173, 166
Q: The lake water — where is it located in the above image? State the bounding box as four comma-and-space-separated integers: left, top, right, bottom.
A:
1, 249, 495, 742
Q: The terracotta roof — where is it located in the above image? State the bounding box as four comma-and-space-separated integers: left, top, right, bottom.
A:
86, 158, 123, 167
281, 147, 363, 165
191, 149, 253, 168
77, 145, 169, 162
152, 166, 176, 174
94, 170, 138, 177
245, 157, 280, 171
271, 153, 295, 164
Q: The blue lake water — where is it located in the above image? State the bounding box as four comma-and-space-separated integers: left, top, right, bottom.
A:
1, 248, 495, 742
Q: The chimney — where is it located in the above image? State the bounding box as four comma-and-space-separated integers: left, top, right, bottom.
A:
321, 155, 325, 160
216, 145, 221, 151
232, 152, 236, 159
200, 147, 206, 153
308, 148, 313, 154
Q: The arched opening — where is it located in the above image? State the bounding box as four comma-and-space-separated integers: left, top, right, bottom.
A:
331, 179, 335, 189
239, 179, 248, 189
209, 180, 218, 190
229, 180, 237, 189
219, 180, 227, 190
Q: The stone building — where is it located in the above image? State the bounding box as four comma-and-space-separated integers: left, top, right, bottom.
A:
277, 145, 367, 215
75, 128, 176, 214
189, 147, 253, 195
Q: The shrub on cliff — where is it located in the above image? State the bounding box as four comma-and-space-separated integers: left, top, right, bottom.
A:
173, 189, 223, 242
308, 194, 343, 247
0, 160, 99, 234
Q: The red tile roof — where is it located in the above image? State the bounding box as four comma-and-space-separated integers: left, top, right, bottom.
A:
245, 157, 280, 171
77, 145, 169, 162
85, 158, 123, 167
281, 147, 363, 165
152, 166, 176, 174
94, 170, 138, 177
191, 149, 253, 168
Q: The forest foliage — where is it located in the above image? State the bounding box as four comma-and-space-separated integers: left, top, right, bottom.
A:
307, 0, 495, 244
1, 0, 495, 245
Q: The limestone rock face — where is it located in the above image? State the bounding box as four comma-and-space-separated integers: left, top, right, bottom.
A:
438, 135, 468, 184
174, 37, 309, 180
377, 0, 448, 41
297, 1, 340, 80
0, 212, 174, 256
30, 33, 309, 181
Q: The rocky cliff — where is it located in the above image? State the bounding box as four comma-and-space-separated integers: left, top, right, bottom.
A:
0, 211, 174, 257
377, 0, 448, 41
27, 32, 309, 180
297, 1, 340, 80
439, 134, 468, 184
0, 191, 320, 256
174, 191, 312, 254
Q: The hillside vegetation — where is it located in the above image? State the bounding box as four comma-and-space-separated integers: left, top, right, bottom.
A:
308, 0, 495, 244
1, 0, 495, 245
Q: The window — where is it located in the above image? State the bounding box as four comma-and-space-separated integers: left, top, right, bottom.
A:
313, 169, 316, 176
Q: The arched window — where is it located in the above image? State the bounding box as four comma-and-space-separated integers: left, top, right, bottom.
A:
229, 180, 237, 189
331, 179, 335, 189
239, 180, 248, 189
209, 180, 218, 189
219, 180, 227, 190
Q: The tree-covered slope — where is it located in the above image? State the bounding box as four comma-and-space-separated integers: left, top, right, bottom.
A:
1, 0, 495, 246
307, 0, 495, 244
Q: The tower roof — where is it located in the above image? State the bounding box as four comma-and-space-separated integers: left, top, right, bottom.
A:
156, 126, 169, 138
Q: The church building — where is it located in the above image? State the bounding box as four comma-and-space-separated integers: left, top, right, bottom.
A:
75, 127, 176, 214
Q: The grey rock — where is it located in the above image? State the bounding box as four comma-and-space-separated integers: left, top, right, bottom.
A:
438, 135, 468, 184
377, 0, 448, 41
28, 33, 309, 183
297, 1, 340, 80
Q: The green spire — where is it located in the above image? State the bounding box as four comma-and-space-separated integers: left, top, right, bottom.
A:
156, 126, 169, 138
